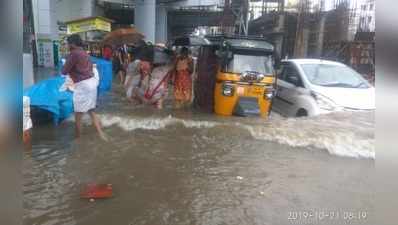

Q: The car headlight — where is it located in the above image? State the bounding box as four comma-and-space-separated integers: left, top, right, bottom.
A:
311, 91, 337, 111
222, 83, 234, 96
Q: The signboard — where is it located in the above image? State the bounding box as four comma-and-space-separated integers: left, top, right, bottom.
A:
66, 17, 112, 34
58, 21, 67, 36
37, 39, 54, 68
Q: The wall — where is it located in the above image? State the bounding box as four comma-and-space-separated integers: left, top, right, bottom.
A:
31, 0, 103, 68
55, 0, 95, 23
93, 3, 105, 18
32, 0, 102, 39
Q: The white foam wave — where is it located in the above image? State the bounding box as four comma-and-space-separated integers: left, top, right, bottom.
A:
98, 113, 375, 159
99, 114, 219, 131
241, 124, 375, 159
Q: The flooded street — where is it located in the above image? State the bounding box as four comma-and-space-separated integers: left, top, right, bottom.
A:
23, 88, 375, 225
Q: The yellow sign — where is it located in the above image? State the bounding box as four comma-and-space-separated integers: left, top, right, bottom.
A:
66, 17, 112, 34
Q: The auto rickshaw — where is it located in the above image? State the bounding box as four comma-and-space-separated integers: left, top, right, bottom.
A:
171, 35, 276, 117
208, 35, 276, 117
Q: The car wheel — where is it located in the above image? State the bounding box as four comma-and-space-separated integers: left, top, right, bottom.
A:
296, 109, 308, 117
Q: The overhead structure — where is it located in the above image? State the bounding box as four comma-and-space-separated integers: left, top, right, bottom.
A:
220, 0, 250, 35
167, 7, 224, 39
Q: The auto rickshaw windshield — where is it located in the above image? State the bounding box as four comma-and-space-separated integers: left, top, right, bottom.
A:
223, 54, 274, 75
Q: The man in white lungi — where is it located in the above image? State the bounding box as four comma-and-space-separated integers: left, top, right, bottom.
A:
62, 34, 107, 140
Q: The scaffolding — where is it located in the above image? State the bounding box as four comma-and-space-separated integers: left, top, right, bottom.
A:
220, 0, 250, 35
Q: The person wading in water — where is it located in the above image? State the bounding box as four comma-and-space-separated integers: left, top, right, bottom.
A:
172, 47, 194, 108
62, 34, 108, 141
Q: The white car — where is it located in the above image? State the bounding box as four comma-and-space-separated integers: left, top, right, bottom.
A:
272, 59, 375, 117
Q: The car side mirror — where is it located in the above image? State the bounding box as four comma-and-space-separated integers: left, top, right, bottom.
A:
273, 59, 281, 70
276, 68, 282, 76
227, 51, 233, 60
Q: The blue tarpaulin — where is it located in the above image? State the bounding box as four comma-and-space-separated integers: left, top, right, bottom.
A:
59, 56, 113, 94
25, 57, 113, 125
24, 76, 74, 124
91, 57, 113, 93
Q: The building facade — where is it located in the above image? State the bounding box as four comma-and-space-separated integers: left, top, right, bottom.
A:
358, 0, 375, 32
29, 0, 225, 68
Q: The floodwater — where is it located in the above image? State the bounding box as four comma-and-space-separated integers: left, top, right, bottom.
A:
23, 88, 375, 225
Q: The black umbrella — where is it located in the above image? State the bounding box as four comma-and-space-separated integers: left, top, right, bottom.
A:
153, 46, 173, 64
172, 35, 210, 46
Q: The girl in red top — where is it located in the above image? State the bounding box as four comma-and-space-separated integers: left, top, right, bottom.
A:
102, 45, 112, 60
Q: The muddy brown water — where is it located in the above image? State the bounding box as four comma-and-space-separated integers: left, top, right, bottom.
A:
23, 89, 375, 225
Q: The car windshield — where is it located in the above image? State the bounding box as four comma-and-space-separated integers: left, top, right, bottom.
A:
225, 54, 273, 75
301, 63, 370, 88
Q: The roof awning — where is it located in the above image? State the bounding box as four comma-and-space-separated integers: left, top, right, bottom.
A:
65, 16, 114, 34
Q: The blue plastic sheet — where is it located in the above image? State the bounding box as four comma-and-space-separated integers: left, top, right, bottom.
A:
25, 57, 112, 125
23, 76, 74, 124
91, 57, 113, 93
59, 57, 113, 94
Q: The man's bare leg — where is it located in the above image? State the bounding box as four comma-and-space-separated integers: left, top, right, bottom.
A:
23, 130, 32, 150
121, 71, 125, 85
118, 71, 125, 85
75, 112, 83, 138
88, 110, 108, 141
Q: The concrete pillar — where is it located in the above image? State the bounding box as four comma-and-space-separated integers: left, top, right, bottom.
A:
156, 5, 168, 44
302, 28, 309, 57
272, 14, 285, 57
32, 0, 57, 39
135, 0, 156, 43
32, 0, 57, 67
315, 14, 326, 57
23, 54, 35, 88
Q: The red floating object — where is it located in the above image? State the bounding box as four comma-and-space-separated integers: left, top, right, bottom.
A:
80, 183, 113, 199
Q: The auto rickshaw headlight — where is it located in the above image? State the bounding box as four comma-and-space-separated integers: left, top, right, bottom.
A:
264, 88, 275, 100
257, 74, 265, 82
222, 83, 234, 96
